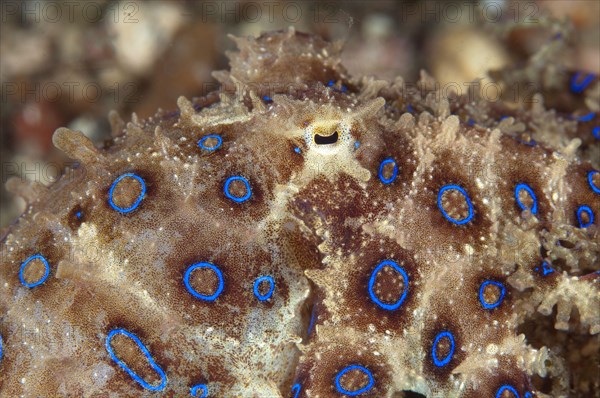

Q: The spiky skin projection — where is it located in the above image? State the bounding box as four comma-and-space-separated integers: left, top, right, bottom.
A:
1, 29, 599, 398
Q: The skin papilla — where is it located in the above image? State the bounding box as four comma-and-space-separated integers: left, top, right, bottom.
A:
1, 28, 599, 398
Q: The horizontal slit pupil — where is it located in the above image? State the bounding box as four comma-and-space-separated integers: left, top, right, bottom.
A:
314, 131, 339, 145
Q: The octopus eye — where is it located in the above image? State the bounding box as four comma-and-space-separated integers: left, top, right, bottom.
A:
314, 131, 339, 145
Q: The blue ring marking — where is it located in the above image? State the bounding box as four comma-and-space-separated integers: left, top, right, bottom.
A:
294, 147, 301, 154
593, 126, 600, 139
354, 141, 360, 149
108, 173, 146, 213
573, 112, 595, 122
334, 364, 374, 396
437, 184, 475, 225
467, 118, 475, 126
253, 275, 275, 302
515, 135, 537, 147
105, 328, 167, 391
588, 171, 600, 194
307, 307, 316, 335
524, 393, 533, 398
198, 134, 222, 151
576, 205, 594, 228
570, 72, 595, 94
327, 80, 347, 92
535, 261, 554, 276
191, 383, 208, 397
378, 158, 398, 185
75, 211, 82, 219
368, 260, 409, 311
291, 383, 301, 398
19, 254, 50, 288
223, 176, 252, 203
184, 262, 224, 301
0, 334, 3, 362
496, 384, 520, 398
431, 331, 455, 367
263, 95, 273, 102
479, 280, 506, 309
514, 183, 538, 215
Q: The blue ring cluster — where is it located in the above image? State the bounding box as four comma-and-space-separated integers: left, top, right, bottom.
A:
105, 328, 167, 391
368, 260, 409, 311
108, 173, 146, 213
514, 183, 538, 215
437, 184, 474, 225
570, 72, 595, 94
224, 176, 252, 203
19, 254, 50, 288
496, 384, 520, 398
479, 280, 506, 309
253, 275, 275, 302
191, 383, 209, 397
378, 158, 398, 185
291, 383, 301, 398
588, 171, 600, 194
184, 262, 224, 301
334, 364, 374, 396
198, 134, 222, 151
432, 331, 455, 367
576, 205, 594, 228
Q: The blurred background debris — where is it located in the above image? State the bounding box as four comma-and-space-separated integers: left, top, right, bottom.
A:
1, 0, 599, 227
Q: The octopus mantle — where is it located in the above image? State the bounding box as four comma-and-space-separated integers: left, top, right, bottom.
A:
1, 29, 599, 398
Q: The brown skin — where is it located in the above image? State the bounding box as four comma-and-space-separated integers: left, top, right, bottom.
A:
1, 29, 598, 397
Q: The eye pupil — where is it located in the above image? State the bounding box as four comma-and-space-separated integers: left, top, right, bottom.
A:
314, 131, 339, 145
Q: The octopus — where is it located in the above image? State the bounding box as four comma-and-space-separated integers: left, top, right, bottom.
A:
0, 28, 599, 398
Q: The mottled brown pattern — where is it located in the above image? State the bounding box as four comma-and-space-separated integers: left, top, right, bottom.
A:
1, 29, 599, 398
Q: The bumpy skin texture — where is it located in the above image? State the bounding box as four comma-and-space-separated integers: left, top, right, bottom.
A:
1, 29, 599, 398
